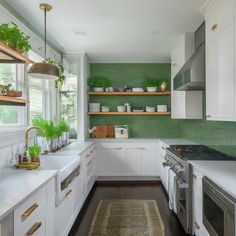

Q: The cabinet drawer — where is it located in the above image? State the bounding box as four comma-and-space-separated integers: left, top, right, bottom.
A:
19, 208, 46, 236
14, 186, 46, 231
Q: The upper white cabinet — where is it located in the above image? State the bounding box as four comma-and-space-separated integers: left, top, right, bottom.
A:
203, 0, 236, 121
171, 33, 203, 119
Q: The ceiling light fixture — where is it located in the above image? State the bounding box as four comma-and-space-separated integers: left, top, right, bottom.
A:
28, 3, 59, 80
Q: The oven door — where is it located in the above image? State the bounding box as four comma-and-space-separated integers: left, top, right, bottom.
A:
176, 178, 192, 234
203, 177, 235, 236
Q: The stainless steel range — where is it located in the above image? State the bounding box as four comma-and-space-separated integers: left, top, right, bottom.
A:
165, 145, 236, 235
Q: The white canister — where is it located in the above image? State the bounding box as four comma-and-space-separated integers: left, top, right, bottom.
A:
124, 103, 131, 112
89, 103, 101, 112
117, 105, 125, 112
157, 105, 167, 112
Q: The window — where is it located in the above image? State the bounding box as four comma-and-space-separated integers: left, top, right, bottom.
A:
29, 77, 49, 122
0, 64, 25, 126
60, 73, 78, 138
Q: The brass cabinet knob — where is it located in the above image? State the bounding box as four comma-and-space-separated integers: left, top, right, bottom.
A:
211, 24, 218, 32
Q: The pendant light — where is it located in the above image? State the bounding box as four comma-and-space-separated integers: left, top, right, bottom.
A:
28, 3, 59, 80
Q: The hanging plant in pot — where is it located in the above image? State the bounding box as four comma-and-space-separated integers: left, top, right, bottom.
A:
0, 22, 31, 53
144, 78, 160, 92
88, 75, 112, 92
44, 58, 66, 88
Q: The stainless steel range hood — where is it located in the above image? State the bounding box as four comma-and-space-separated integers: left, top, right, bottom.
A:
174, 44, 205, 91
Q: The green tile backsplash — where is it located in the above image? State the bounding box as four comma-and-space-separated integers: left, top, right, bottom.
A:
90, 63, 236, 145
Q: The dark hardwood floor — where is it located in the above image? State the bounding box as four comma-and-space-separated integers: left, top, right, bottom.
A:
69, 181, 188, 236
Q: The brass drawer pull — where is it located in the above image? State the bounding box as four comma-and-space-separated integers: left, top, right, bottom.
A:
85, 154, 90, 158
76, 171, 80, 177
211, 24, 218, 32
65, 189, 72, 197
194, 221, 200, 229
22, 203, 39, 220
193, 174, 197, 180
90, 150, 93, 154
26, 222, 42, 235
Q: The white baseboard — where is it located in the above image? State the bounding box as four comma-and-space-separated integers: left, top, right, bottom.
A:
96, 176, 161, 181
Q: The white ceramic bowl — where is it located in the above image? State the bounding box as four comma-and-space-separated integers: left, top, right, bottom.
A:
147, 87, 157, 92
157, 105, 167, 112
146, 106, 155, 112
117, 105, 125, 112
132, 87, 144, 92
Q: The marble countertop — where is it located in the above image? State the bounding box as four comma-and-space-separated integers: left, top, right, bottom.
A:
0, 170, 56, 221
189, 160, 236, 199
47, 141, 94, 155
160, 138, 196, 146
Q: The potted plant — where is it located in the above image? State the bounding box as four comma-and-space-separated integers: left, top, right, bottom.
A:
144, 78, 160, 92
0, 22, 31, 53
28, 144, 41, 163
88, 75, 111, 92
159, 79, 168, 92
57, 119, 70, 146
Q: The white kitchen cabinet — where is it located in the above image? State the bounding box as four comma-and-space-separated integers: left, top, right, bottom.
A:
72, 171, 83, 215
98, 143, 126, 176
14, 178, 55, 236
96, 141, 160, 177
0, 213, 13, 236
171, 33, 203, 119
203, 0, 236, 121
192, 167, 210, 236
125, 147, 142, 174
54, 187, 73, 236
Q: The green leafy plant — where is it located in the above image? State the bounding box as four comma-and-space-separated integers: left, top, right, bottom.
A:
144, 78, 160, 87
44, 58, 66, 88
88, 75, 111, 88
0, 22, 31, 52
32, 118, 48, 137
57, 119, 70, 133
28, 144, 41, 158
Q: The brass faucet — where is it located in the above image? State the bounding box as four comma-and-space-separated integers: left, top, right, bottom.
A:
25, 126, 44, 150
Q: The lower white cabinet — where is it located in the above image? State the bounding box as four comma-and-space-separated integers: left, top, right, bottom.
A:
96, 141, 160, 177
192, 167, 210, 236
72, 171, 83, 215
14, 178, 55, 236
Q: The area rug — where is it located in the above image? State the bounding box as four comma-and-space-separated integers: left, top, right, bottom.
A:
88, 199, 165, 236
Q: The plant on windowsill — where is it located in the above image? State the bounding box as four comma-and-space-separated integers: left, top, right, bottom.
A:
0, 22, 31, 53
57, 119, 70, 146
28, 144, 41, 163
88, 75, 112, 92
44, 58, 66, 88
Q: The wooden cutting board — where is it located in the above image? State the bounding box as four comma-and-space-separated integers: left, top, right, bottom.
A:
92, 126, 115, 138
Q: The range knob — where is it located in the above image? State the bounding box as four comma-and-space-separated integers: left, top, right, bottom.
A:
174, 164, 184, 173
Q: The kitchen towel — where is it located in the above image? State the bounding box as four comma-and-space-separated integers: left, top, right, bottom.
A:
165, 166, 171, 191
168, 169, 177, 213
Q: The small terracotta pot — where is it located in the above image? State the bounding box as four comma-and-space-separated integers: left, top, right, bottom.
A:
31, 156, 40, 163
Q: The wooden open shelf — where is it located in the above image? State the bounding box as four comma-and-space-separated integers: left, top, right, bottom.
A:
0, 96, 28, 106
88, 91, 171, 96
0, 42, 34, 64
88, 112, 171, 116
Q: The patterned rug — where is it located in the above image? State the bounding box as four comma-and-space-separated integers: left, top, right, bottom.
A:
88, 200, 165, 236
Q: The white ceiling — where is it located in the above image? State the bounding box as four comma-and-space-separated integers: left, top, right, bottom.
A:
5, 0, 205, 63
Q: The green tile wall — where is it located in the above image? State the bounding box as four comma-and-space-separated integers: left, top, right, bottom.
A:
90, 63, 236, 145
90, 63, 180, 138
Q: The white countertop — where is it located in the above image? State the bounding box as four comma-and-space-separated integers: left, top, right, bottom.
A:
89, 138, 159, 142
160, 138, 196, 146
0, 141, 93, 221
48, 141, 94, 155
0, 170, 56, 221
189, 160, 236, 199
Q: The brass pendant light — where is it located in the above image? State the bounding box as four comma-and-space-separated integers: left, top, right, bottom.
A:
28, 3, 59, 80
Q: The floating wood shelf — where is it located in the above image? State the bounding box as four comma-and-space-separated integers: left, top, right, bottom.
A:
0, 42, 34, 64
88, 112, 171, 116
88, 91, 171, 96
0, 96, 28, 106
